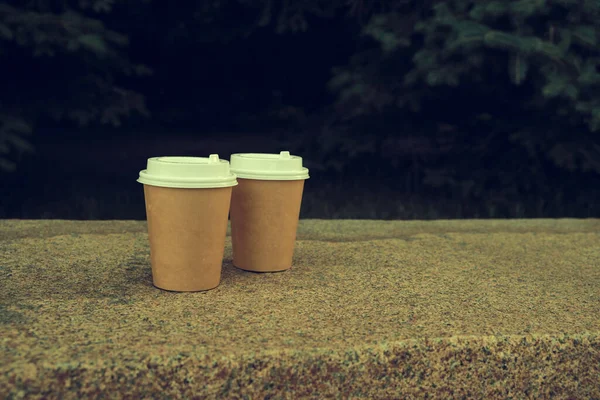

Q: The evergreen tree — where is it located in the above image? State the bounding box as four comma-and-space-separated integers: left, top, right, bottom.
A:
0, 0, 150, 171
314, 0, 600, 203
0, 0, 353, 172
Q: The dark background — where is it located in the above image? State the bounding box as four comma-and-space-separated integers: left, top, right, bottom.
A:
1, 0, 599, 220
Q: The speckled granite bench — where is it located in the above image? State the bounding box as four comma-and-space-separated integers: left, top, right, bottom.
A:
1, 219, 599, 398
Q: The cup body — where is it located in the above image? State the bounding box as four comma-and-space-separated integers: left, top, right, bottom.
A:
143, 184, 232, 291
230, 178, 304, 272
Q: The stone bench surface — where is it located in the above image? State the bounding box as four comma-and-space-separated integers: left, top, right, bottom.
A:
1, 219, 599, 398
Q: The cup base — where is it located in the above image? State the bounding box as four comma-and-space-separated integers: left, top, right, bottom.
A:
152, 282, 220, 292
233, 263, 291, 273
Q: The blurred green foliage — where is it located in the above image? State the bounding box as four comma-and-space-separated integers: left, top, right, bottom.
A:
0, 0, 150, 171
1, 0, 599, 214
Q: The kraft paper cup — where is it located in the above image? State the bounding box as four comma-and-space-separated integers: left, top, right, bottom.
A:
229, 151, 309, 272
138, 155, 237, 291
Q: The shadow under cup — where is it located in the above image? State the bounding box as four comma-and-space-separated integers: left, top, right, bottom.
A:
143, 184, 232, 291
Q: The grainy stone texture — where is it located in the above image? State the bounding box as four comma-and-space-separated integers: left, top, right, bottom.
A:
0, 219, 599, 399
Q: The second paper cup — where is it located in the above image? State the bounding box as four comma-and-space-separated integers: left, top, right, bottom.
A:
229, 151, 309, 272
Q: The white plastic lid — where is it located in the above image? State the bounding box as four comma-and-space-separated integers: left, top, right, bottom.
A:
229, 151, 310, 180
137, 155, 238, 188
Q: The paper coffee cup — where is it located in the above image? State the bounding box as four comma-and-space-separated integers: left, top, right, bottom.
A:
137, 155, 237, 291
229, 151, 309, 272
